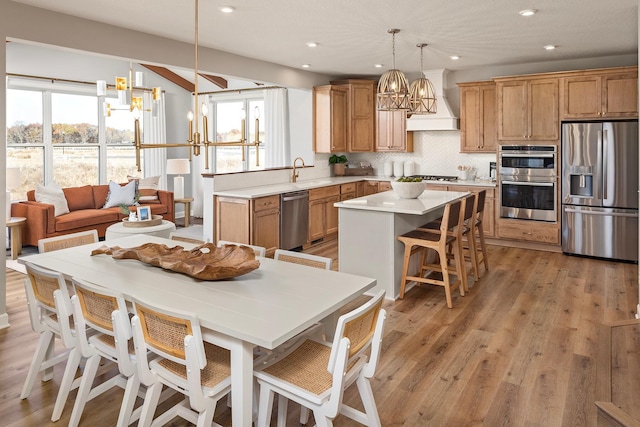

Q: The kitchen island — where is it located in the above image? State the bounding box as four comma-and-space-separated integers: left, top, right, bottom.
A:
335, 189, 468, 300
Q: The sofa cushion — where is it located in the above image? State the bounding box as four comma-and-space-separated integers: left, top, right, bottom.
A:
128, 175, 160, 204
103, 180, 138, 209
35, 181, 70, 216
55, 208, 120, 232
92, 185, 110, 208
63, 185, 96, 211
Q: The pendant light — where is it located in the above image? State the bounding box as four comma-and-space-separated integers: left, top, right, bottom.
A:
409, 43, 437, 114
377, 29, 409, 111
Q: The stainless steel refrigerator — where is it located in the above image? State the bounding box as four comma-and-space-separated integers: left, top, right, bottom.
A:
561, 121, 639, 262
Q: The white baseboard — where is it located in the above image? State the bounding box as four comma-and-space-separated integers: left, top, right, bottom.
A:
636, 304, 640, 319
0, 313, 10, 329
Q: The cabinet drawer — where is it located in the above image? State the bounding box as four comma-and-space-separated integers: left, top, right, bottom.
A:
425, 184, 448, 191
378, 182, 392, 192
309, 185, 340, 201
253, 195, 280, 212
341, 183, 357, 194
498, 220, 559, 244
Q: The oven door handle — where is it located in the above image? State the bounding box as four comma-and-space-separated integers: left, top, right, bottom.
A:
499, 153, 555, 158
501, 180, 554, 187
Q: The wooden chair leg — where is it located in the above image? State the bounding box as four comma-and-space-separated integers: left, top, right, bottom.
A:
466, 231, 480, 281
477, 225, 489, 271
439, 250, 453, 309
453, 241, 467, 295
399, 242, 413, 299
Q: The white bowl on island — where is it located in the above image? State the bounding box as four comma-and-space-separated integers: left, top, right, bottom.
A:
390, 179, 426, 199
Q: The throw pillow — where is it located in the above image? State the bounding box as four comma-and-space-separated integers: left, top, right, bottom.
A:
35, 181, 70, 217
127, 175, 160, 204
103, 180, 138, 209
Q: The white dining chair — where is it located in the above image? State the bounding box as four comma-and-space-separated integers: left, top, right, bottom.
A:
21, 262, 82, 422
130, 296, 233, 427
37, 229, 99, 253
68, 278, 141, 427
217, 240, 266, 257
254, 289, 387, 427
274, 249, 333, 270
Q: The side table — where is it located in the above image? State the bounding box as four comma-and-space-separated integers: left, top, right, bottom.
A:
174, 197, 194, 228
6, 217, 27, 260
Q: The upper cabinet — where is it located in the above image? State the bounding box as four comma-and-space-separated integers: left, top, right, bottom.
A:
496, 77, 559, 142
313, 85, 348, 153
376, 110, 414, 152
458, 81, 497, 153
560, 67, 638, 120
313, 79, 376, 153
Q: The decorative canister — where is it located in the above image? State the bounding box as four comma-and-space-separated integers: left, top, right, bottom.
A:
383, 161, 393, 177
403, 162, 414, 177
393, 161, 404, 177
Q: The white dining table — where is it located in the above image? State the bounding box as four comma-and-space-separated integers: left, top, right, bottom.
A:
19, 234, 377, 426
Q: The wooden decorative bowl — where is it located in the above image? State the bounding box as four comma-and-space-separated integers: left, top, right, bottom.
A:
91, 242, 260, 280
122, 215, 163, 227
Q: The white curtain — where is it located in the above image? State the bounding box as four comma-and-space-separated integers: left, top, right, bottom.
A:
191, 94, 209, 218
265, 88, 290, 168
143, 92, 168, 190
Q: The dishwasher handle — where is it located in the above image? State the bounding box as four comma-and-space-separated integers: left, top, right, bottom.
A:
282, 192, 309, 202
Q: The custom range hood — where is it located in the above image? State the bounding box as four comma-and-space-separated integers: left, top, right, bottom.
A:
406, 69, 459, 131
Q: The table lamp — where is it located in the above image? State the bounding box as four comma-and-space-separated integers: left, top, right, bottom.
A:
166, 159, 190, 199
6, 167, 21, 219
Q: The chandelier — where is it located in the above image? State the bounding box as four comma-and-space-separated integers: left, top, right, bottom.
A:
377, 29, 409, 111
408, 43, 437, 115
98, 0, 261, 171
97, 62, 161, 117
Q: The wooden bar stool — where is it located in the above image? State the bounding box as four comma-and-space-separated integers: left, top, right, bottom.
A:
471, 190, 489, 275
397, 198, 467, 308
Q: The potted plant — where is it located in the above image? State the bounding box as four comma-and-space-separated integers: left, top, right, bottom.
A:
329, 154, 348, 176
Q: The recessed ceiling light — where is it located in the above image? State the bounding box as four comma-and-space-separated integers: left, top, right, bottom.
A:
219, 6, 235, 13
306, 42, 318, 48
374, 64, 383, 68
302, 64, 311, 68
450, 55, 460, 60
519, 9, 537, 16
544, 44, 557, 50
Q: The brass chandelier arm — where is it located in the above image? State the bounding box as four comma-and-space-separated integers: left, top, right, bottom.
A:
133, 118, 261, 172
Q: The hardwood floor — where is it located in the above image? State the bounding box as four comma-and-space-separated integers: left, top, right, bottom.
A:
1, 242, 638, 426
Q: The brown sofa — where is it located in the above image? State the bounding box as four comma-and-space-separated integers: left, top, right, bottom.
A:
11, 184, 174, 247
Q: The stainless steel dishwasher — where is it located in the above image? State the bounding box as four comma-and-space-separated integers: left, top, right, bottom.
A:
280, 190, 309, 250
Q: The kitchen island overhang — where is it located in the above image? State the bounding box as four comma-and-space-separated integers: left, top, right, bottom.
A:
335, 190, 469, 300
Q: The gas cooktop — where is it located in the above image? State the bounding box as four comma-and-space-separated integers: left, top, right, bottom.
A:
410, 175, 459, 182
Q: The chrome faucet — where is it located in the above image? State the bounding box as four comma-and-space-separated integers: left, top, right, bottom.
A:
292, 157, 305, 183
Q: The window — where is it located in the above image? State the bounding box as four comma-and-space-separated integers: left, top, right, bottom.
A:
210, 93, 264, 173
6, 80, 143, 199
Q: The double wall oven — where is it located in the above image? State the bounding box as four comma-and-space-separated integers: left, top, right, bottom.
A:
499, 145, 557, 222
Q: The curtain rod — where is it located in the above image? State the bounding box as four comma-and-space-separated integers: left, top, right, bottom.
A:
6, 72, 159, 93
198, 85, 284, 96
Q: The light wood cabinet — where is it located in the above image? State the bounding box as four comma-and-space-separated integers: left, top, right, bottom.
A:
313, 85, 348, 153
496, 77, 559, 142
376, 110, 414, 152
458, 81, 497, 153
378, 181, 392, 192
363, 181, 379, 196
496, 218, 559, 244
215, 195, 280, 252
560, 67, 638, 119
308, 185, 340, 243
330, 79, 376, 152
340, 182, 357, 201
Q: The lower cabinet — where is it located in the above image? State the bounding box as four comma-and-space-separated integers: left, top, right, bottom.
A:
340, 182, 357, 201
215, 195, 280, 252
496, 218, 559, 245
308, 185, 340, 243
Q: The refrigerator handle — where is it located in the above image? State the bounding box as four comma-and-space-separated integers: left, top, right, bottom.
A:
596, 130, 603, 200
602, 128, 608, 202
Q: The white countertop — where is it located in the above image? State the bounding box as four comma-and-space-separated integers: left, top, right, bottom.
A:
213, 176, 494, 199
334, 189, 470, 215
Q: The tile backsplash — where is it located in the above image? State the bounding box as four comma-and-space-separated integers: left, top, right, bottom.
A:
345, 130, 497, 179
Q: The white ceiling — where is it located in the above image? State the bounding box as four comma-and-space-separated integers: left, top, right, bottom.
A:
10, 0, 640, 81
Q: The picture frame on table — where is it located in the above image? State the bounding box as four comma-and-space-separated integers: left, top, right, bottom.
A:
137, 205, 151, 221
